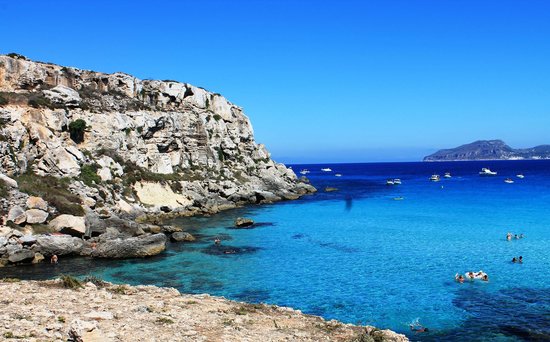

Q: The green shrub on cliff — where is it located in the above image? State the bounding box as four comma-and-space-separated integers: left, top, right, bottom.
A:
68, 119, 87, 143
80, 164, 102, 186
0, 93, 8, 106
0, 179, 8, 197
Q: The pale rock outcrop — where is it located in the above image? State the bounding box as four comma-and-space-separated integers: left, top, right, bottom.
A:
134, 182, 192, 209
7, 205, 26, 224
49, 214, 86, 236
42, 84, 81, 107
24, 208, 49, 224
26, 196, 48, 211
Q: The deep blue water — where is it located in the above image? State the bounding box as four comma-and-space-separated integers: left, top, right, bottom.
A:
2, 160, 550, 341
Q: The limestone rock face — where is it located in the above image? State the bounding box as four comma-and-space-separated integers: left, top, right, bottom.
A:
0, 54, 314, 224
49, 214, 86, 236
92, 233, 166, 258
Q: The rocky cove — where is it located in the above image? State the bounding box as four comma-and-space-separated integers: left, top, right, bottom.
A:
0, 54, 407, 341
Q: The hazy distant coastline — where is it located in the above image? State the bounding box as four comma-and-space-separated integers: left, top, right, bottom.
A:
424, 140, 550, 161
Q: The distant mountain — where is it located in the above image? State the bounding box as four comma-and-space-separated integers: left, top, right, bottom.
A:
423, 140, 550, 161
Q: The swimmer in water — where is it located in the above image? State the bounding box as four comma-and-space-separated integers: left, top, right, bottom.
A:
410, 323, 429, 333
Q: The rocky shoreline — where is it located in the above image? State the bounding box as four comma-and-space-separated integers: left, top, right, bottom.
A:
0, 278, 408, 341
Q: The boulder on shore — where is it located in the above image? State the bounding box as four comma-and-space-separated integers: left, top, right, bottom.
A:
32, 235, 84, 256
49, 214, 86, 237
7, 206, 26, 225
92, 233, 166, 258
235, 217, 254, 228
25, 209, 49, 224
8, 248, 35, 263
170, 232, 196, 242
26, 196, 48, 211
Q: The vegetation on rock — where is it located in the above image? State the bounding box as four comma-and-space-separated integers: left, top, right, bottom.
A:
16, 172, 84, 216
68, 119, 87, 143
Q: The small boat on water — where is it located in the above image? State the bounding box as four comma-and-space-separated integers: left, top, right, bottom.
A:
386, 179, 395, 185
300, 169, 310, 175
393, 196, 404, 200
479, 168, 497, 176
429, 174, 441, 182
335, 173, 342, 177
444, 172, 452, 178
516, 174, 525, 179
321, 168, 332, 172
504, 178, 514, 184
393, 179, 402, 185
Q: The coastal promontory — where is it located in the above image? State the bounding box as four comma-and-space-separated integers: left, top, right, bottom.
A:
0, 53, 315, 265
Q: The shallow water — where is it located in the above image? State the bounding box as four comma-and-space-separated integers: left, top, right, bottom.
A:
3, 160, 550, 341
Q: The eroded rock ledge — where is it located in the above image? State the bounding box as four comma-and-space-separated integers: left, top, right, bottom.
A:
0, 279, 408, 342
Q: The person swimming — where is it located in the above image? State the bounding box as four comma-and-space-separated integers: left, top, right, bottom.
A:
512, 257, 517, 263
455, 274, 465, 283
410, 323, 429, 333
519, 256, 523, 263
506, 232, 512, 241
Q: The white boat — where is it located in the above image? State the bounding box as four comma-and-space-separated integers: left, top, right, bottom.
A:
504, 178, 514, 184
516, 174, 525, 179
299, 169, 310, 175
335, 173, 342, 177
321, 168, 332, 172
479, 168, 497, 176
444, 172, 452, 178
429, 174, 441, 182
393, 179, 402, 185
386, 179, 395, 185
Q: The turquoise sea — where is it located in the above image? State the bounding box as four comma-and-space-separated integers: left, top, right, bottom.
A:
3, 160, 550, 341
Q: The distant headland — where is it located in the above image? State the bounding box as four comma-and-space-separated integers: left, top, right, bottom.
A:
423, 140, 550, 161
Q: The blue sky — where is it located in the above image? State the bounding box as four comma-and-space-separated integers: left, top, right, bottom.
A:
1, 0, 549, 163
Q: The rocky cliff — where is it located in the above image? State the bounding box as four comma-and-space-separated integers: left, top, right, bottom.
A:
0, 53, 314, 265
423, 140, 550, 161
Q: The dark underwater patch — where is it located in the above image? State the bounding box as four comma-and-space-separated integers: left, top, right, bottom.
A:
200, 244, 262, 256
420, 287, 550, 341
233, 288, 271, 303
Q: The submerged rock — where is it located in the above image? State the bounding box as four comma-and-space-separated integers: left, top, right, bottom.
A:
234, 217, 254, 228
170, 232, 195, 242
